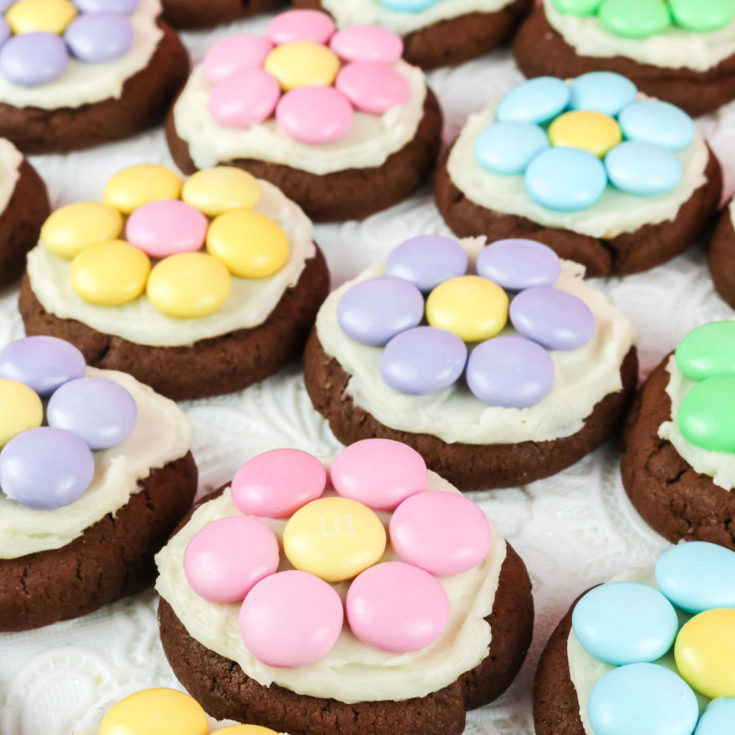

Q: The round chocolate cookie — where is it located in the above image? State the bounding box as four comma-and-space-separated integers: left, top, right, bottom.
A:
708, 201, 735, 310
513, 7, 735, 118
161, 0, 283, 29
292, 0, 533, 70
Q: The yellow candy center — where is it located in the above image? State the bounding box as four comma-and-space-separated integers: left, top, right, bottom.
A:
426, 275, 509, 342
182, 166, 261, 217
264, 42, 340, 91
6, 0, 77, 34
0, 379, 43, 448
41, 202, 123, 259
103, 165, 183, 215
548, 111, 622, 158
283, 497, 387, 583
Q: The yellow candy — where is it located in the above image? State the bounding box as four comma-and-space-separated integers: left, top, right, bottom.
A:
548, 111, 622, 158
103, 165, 183, 215
216, 727, 279, 735
674, 608, 735, 699
207, 209, 289, 279
283, 497, 386, 582
0, 379, 43, 448
6, 0, 77, 34
41, 202, 123, 259
264, 42, 340, 91
100, 688, 208, 735
147, 252, 231, 319
71, 240, 151, 307
426, 276, 509, 342
182, 167, 261, 217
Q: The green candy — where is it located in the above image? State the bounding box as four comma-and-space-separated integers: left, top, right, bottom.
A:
598, 0, 672, 39
670, 0, 735, 32
678, 375, 735, 452
675, 321, 735, 380
551, 0, 602, 15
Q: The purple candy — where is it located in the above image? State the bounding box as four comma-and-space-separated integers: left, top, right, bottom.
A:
73, 0, 139, 12
466, 336, 554, 408
0, 427, 95, 509
47, 377, 137, 450
380, 326, 467, 396
337, 276, 424, 347
65, 12, 134, 63
477, 239, 561, 291
510, 287, 595, 351
0, 18, 10, 47
385, 235, 468, 292
0, 0, 14, 11
0, 337, 86, 395
0, 33, 68, 86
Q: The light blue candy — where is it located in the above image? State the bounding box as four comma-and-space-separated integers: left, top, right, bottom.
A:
474, 122, 549, 175
618, 100, 695, 151
589, 663, 699, 735
525, 147, 607, 211
496, 77, 570, 124
378, 0, 437, 10
605, 141, 683, 196
569, 72, 637, 116
572, 582, 679, 665
694, 698, 735, 734
656, 542, 735, 614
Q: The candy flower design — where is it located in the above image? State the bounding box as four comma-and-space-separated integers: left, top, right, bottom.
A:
203, 9, 410, 144
335, 236, 595, 408
184, 439, 493, 666
0, 0, 140, 87
571, 542, 735, 735
474, 72, 695, 212
0, 336, 136, 509
552, 0, 735, 38
40, 164, 291, 319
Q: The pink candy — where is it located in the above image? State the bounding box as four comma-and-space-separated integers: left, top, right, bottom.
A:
184, 516, 280, 604
125, 200, 208, 258
239, 570, 344, 667
390, 492, 492, 577
330, 438, 426, 510
209, 68, 280, 128
265, 10, 335, 45
337, 61, 410, 115
231, 448, 327, 519
276, 86, 354, 145
203, 35, 274, 84
330, 26, 404, 64
346, 562, 450, 653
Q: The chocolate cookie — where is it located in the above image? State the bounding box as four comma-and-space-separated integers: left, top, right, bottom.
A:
292, 0, 533, 70
0, 452, 197, 631
161, 0, 283, 29
708, 202, 735, 310
514, 8, 735, 118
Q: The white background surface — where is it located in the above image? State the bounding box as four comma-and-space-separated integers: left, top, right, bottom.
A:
2, 9, 735, 734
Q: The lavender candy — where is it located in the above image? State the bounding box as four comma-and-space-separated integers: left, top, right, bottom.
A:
73, 0, 140, 12
65, 12, 134, 63
385, 235, 468, 292
0, 17, 10, 47
0, 32, 68, 86
477, 239, 561, 291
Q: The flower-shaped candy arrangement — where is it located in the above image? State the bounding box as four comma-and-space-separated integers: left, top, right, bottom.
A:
203, 9, 410, 145
568, 542, 735, 735
336, 236, 594, 408
0, 0, 140, 86
551, 0, 735, 38
0, 336, 136, 509
40, 164, 291, 320
183, 439, 493, 665
474, 72, 694, 212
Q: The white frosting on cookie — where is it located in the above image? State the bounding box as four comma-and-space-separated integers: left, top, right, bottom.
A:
0, 138, 22, 215
447, 97, 709, 240
25, 179, 316, 348
315, 238, 636, 445
172, 60, 427, 174
155, 469, 508, 704
0, 366, 192, 559
320, 0, 516, 35
546, 3, 735, 73
0, 0, 164, 110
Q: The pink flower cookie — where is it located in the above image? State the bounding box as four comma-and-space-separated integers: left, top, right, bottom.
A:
166, 9, 442, 222
156, 439, 534, 735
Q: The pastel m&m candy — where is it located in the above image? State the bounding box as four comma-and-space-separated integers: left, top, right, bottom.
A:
64, 12, 134, 63
695, 698, 735, 735
670, 0, 735, 32
474, 121, 550, 175
74, 0, 140, 11
605, 141, 682, 196
125, 200, 208, 258
206, 209, 289, 278
548, 111, 622, 158
203, 35, 274, 84
385, 235, 468, 292
264, 42, 340, 91
276, 85, 354, 144
283, 497, 386, 582
346, 561, 450, 653
675, 321, 735, 380
209, 68, 281, 129
0, 378, 43, 447
378, 0, 438, 9
0, 32, 68, 86
265, 9, 335, 45
41, 202, 123, 258
551, 0, 602, 11
182, 167, 260, 216
336, 61, 409, 115
476, 239, 561, 291
496, 77, 570, 125
6, 0, 77, 35
426, 275, 508, 342
329, 26, 403, 64
677, 375, 735, 451
238, 570, 343, 667
598, 0, 672, 39
618, 100, 695, 151
569, 72, 637, 117
103, 165, 182, 215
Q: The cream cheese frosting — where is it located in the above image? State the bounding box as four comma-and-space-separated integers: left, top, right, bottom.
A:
315, 237, 637, 446
25, 179, 316, 348
447, 97, 709, 240
0, 138, 22, 215
155, 467, 508, 704
0, 366, 192, 559
546, 3, 735, 73
172, 60, 427, 174
0, 0, 163, 110
320, 0, 516, 35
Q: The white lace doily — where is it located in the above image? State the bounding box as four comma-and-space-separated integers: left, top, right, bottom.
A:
2, 11, 735, 734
